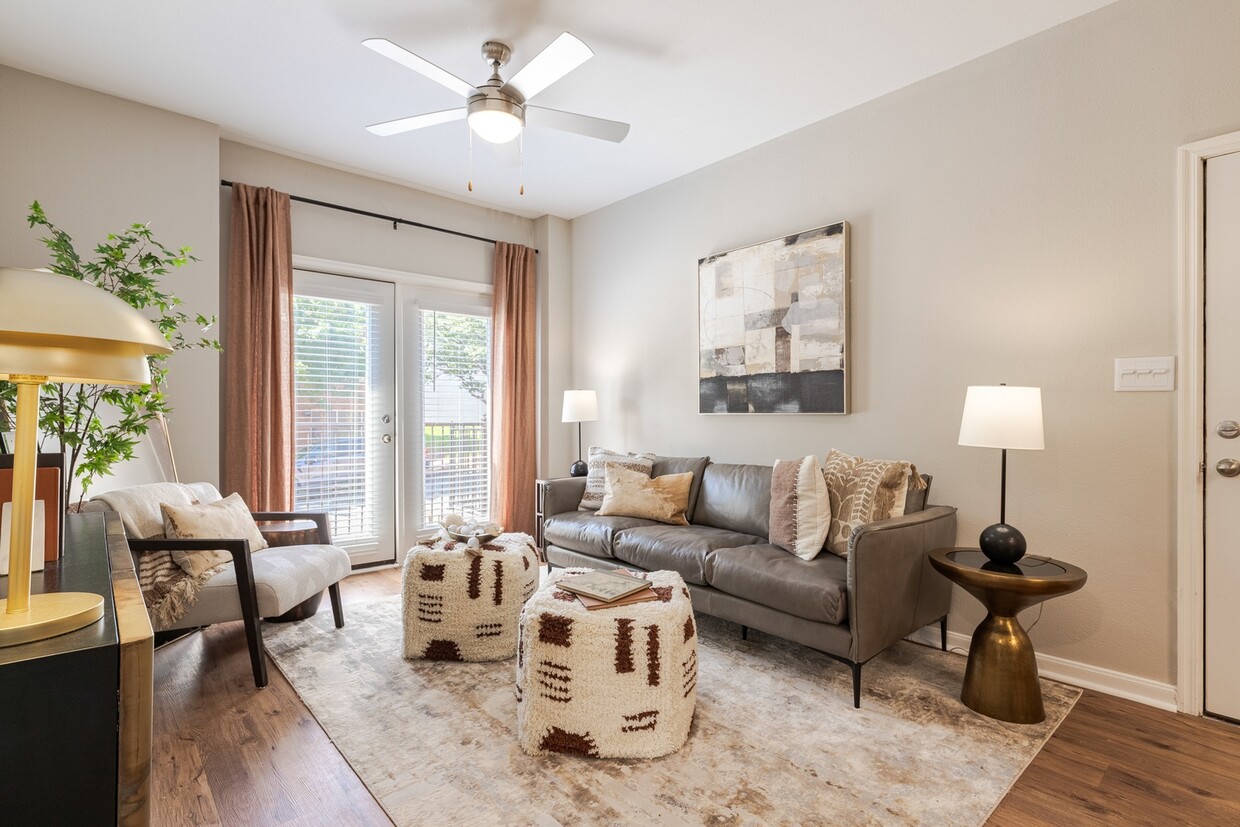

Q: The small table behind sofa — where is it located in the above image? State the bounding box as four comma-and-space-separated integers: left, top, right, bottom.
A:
537, 456, 957, 707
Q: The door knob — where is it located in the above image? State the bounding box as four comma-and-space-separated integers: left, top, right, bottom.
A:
381, 434, 392, 444
1219, 420, 1240, 439
1217, 458, 1240, 477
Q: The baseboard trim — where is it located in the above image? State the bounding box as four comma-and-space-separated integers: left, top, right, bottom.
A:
907, 628, 1178, 712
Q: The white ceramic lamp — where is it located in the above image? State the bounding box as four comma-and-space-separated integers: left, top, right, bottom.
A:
958, 385, 1045, 564
561, 390, 598, 478
0, 268, 172, 646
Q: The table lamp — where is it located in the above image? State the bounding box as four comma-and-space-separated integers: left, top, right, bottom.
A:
958, 385, 1044, 564
0, 268, 172, 647
561, 389, 598, 477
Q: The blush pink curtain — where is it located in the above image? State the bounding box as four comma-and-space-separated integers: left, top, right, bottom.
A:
491, 241, 538, 535
222, 183, 294, 511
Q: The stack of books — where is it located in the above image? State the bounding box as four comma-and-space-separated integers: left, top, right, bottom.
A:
557, 570, 659, 611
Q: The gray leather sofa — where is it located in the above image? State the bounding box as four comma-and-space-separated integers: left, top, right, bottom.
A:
539, 456, 957, 707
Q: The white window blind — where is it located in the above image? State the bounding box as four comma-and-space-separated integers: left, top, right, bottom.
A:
420, 309, 491, 528
293, 295, 382, 542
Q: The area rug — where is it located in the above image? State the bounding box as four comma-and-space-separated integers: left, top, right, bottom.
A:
264, 597, 1079, 826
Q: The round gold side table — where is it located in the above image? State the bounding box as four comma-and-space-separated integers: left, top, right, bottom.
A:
929, 548, 1087, 724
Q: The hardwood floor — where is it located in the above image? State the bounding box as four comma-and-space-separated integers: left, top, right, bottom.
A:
151, 568, 399, 826
152, 568, 1240, 826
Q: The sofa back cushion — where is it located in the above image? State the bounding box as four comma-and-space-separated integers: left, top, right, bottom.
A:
652, 455, 710, 522
904, 474, 933, 514
694, 462, 772, 538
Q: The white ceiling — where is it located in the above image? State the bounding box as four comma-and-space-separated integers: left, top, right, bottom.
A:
1, 0, 1114, 220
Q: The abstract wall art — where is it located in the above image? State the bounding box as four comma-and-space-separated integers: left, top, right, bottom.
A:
698, 222, 849, 414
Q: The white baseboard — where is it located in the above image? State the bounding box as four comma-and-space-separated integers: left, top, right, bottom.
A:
907, 628, 1178, 712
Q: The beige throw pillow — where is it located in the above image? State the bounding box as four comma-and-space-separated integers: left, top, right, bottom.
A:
769, 455, 831, 561
822, 450, 926, 557
580, 447, 656, 510
597, 464, 693, 525
161, 492, 270, 577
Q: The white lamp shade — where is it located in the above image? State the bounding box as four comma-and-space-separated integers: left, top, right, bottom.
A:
958, 385, 1045, 450
0, 268, 172, 385
562, 389, 598, 423
468, 109, 523, 144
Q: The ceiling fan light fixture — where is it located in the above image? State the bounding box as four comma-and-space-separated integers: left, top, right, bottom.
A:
467, 96, 524, 144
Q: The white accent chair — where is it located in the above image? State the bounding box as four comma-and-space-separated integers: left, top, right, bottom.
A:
82, 481, 351, 687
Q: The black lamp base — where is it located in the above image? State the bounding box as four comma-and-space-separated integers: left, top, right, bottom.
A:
979, 522, 1027, 564
569, 459, 588, 477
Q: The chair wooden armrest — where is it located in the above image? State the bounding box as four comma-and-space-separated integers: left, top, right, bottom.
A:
128, 537, 267, 688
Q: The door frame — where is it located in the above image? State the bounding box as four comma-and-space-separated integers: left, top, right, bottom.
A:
1175, 130, 1240, 715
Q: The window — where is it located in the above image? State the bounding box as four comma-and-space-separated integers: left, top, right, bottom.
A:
420, 309, 491, 528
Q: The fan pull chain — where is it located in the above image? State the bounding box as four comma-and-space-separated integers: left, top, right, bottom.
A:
519, 133, 525, 196
467, 129, 474, 192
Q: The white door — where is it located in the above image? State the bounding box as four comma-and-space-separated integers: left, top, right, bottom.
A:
1204, 150, 1240, 721
292, 271, 397, 566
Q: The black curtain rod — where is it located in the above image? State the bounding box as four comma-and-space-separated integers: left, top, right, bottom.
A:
219, 180, 537, 253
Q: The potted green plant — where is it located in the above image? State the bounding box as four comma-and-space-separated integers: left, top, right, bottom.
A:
0, 201, 221, 508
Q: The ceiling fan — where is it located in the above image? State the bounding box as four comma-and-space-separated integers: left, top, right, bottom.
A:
363, 32, 630, 146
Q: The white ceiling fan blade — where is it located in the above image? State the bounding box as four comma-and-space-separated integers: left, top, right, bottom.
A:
366, 108, 466, 137
526, 106, 630, 143
502, 32, 593, 102
363, 38, 477, 99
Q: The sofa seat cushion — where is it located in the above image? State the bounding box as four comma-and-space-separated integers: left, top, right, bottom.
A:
543, 511, 661, 559
164, 544, 352, 631
704, 543, 848, 625
613, 525, 764, 585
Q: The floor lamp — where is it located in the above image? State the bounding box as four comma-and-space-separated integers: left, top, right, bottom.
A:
562, 390, 598, 477
0, 268, 171, 647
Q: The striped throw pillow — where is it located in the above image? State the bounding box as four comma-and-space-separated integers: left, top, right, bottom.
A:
769, 455, 831, 560
579, 447, 655, 510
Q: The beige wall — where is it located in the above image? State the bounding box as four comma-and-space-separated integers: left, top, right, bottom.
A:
0, 66, 221, 490
568, 0, 1240, 683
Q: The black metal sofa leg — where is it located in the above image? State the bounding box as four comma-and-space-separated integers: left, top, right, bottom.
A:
329, 582, 345, 628
852, 662, 862, 708
940, 616, 948, 651
741, 624, 748, 641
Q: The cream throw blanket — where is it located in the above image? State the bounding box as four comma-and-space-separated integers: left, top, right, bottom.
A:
93, 482, 230, 630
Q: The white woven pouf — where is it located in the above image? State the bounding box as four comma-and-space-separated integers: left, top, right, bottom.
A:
401, 532, 539, 662
516, 568, 698, 759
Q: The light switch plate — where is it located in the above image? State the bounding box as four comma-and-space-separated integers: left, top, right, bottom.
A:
1114, 356, 1175, 391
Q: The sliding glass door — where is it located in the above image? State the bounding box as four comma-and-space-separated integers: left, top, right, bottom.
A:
292, 271, 396, 566
293, 268, 495, 566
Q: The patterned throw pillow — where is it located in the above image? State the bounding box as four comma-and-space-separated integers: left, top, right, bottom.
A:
579, 447, 656, 510
769, 455, 831, 561
597, 464, 693, 525
161, 492, 270, 577
822, 450, 926, 557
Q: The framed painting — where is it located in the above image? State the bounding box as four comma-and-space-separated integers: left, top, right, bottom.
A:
698, 221, 849, 414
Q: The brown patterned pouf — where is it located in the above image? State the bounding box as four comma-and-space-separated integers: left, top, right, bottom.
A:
401, 533, 539, 662
516, 568, 698, 758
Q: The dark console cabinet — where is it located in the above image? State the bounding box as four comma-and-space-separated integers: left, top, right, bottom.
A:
0, 512, 152, 825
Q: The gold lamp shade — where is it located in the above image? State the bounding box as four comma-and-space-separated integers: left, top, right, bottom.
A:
0, 267, 172, 647
0, 267, 172, 384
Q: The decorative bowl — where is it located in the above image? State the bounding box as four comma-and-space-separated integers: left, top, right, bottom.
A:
446, 528, 502, 544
